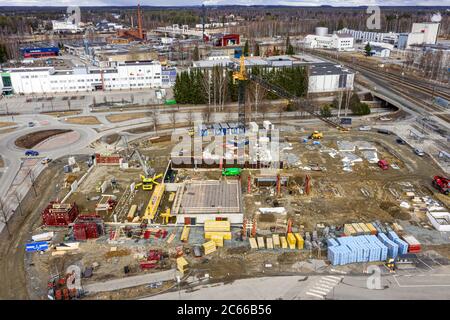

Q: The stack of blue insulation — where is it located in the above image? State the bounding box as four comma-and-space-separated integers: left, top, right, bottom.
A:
327, 238, 339, 247
387, 231, 409, 255
327, 235, 389, 266
378, 233, 399, 259
364, 235, 388, 261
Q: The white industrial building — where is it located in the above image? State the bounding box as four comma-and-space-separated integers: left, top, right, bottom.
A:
338, 28, 398, 44
0, 60, 163, 95
308, 63, 354, 93
304, 27, 354, 52
52, 20, 84, 33
398, 23, 440, 49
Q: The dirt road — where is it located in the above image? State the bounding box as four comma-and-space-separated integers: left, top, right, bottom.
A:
0, 158, 69, 299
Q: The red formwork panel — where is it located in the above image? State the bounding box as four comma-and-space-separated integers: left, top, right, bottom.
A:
42, 202, 79, 226
95, 153, 121, 165
73, 214, 104, 241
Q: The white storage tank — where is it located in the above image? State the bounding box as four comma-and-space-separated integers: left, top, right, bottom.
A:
315, 27, 328, 36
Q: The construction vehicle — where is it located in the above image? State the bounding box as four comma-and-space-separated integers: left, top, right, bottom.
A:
385, 258, 396, 273
432, 176, 449, 195
231, 55, 349, 133
140, 173, 163, 191
309, 131, 323, 139
222, 168, 242, 176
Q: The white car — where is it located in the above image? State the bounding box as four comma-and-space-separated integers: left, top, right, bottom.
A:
359, 126, 372, 131
41, 157, 52, 164
414, 148, 425, 156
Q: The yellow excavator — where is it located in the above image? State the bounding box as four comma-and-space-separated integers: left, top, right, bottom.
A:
309, 131, 323, 139
139, 173, 163, 191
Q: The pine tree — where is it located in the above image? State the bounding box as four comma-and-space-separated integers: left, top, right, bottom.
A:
364, 43, 372, 56
285, 36, 294, 55
254, 43, 260, 56
243, 40, 249, 57
192, 46, 200, 61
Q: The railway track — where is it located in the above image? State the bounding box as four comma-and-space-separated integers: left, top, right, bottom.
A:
354, 63, 450, 102
363, 71, 450, 124
308, 50, 450, 123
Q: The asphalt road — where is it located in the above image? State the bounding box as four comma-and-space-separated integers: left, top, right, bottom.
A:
143, 268, 450, 300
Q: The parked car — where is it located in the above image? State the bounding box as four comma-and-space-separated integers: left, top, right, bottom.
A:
25, 150, 39, 157
378, 159, 389, 170
396, 138, 406, 145
377, 129, 390, 135
41, 157, 52, 164
414, 148, 425, 156
359, 126, 372, 131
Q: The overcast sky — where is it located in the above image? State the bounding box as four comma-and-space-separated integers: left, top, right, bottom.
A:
1, 0, 449, 6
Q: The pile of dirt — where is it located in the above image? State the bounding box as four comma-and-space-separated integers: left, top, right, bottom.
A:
15, 129, 72, 149
103, 134, 120, 145
277, 252, 300, 264
104, 249, 131, 259
379, 201, 410, 220
259, 214, 276, 223
227, 246, 250, 255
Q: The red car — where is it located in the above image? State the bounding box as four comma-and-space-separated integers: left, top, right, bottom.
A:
378, 160, 389, 170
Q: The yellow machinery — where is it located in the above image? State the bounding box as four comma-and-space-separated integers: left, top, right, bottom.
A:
142, 183, 165, 222
140, 173, 163, 191
309, 131, 323, 139
233, 55, 247, 82
160, 208, 171, 225
385, 258, 396, 273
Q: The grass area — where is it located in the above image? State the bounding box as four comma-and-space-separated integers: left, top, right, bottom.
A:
65, 116, 101, 125
15, 129, 72, 149
0, 121, 16, 128
106, 112, 149, 123
42, 110, 82, 118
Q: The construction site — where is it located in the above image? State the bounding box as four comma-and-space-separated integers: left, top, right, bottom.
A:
12, 112, 447, 300
1, 55, 448, 301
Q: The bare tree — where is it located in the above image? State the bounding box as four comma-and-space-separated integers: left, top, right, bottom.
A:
28, 169, 37, 197
169, 112, 177, 131
13, 189, 23, 216
150, 110, 159, 133
0, 198, 11, 237
186, 110, 194, 128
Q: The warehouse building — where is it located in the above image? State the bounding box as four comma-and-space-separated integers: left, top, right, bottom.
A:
192, 56, 354, 94
308, 63, 355, 93
0, 60, 163, 95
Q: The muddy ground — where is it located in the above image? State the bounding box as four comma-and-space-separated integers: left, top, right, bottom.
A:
0, 130, 448, 300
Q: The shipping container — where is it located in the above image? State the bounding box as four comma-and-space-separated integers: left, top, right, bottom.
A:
280, 236, 288, 249
402, 235, 421, 253
287, 233, 296, 249
272, 234, 280, 248
257, 237, 265, 249
294, 233, 304, 249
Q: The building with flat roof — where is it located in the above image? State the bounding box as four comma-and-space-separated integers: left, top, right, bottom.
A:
0, 60, 163, 95
304, 32, 354, 52
172, 180, 243, 224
